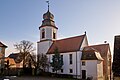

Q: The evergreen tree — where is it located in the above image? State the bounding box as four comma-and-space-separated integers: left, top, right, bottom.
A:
51, 48, 63, 74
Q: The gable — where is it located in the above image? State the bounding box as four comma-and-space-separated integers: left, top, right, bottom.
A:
83, 44, 110, 58
47, 34, 86, 54
80, 35, 89, 49
5, 57, 16, 65
8, 53, 23, 63
82, 47, 103, 60
0, 42, 7, 48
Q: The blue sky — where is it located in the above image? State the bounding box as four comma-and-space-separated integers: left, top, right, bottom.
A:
1, 0, 120, 56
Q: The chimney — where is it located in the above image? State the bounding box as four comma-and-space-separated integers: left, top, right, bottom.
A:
104, 41, 107, 43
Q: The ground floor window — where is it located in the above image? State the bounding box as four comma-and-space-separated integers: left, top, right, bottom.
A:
61, 69, 63, 73
69, 69, 73, 73
82, 61, 86, 66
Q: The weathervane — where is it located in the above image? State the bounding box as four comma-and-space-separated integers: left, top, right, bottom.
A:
46, 0, 50, 11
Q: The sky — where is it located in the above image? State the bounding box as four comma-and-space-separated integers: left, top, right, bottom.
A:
1, 0, 120, 57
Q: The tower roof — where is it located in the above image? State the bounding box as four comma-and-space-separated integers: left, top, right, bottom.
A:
39, 1, 58, 29
43, 10, 54, 20
40, 10, 58, 29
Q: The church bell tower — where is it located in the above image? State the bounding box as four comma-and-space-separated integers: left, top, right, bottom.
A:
37, 1, 58, 54
39, 1, 58, 42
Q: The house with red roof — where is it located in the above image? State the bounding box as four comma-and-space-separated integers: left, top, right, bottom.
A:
0, 41, 7, 74
37, 7, 112, 80
82, 44, 111, 80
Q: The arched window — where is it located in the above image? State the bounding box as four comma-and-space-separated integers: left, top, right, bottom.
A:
42, 29, 45, 39
53, 31, 56, 39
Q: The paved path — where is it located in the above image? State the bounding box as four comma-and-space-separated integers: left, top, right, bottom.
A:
4, 76, 76, 80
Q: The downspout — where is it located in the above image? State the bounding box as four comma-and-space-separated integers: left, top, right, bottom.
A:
76, 51, 77, 78
110, 55, 112, 80
80, 50, 82, 79
48, 41, 51, 72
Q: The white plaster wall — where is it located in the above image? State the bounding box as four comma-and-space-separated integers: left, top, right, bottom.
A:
76, 51, 82, 78
46, 27, 52, 39
97, 61, 104, 80
40, 26, 57, 41
37, 41, 53, 54
107, 50, 111, 80
81, 60, 97, 80
80, 35, 88, 50
48, 51, 82, 77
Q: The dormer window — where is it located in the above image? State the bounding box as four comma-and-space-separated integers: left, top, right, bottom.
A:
42, 29, 45, 39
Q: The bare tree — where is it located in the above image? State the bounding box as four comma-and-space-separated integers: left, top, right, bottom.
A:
14, 40, 35, 68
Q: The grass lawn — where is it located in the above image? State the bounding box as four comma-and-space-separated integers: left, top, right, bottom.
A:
5, 76, 77, 80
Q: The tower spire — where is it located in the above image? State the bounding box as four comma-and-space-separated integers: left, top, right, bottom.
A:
46, 0, 49, 11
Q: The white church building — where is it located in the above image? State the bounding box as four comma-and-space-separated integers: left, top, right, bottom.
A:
37, 7, 111, 80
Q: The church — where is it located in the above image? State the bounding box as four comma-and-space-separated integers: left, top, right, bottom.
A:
37, 5, 112, 80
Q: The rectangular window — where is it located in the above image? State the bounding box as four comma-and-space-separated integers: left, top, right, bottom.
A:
42, 31, 45, 38
42, 29, 45, 39
61, 69, 63, 73
53, 32, 56, 39
69, 69, 73, 73
61, 55, 63, 61
82, 61, 85, 66
69, 54, 72, 64
51, 55, 54, 62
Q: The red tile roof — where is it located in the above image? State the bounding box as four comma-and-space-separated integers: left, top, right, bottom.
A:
0, 42, 7, 48
81, 51, 103, 60
83, 44, 110, 58
47, 34, 85, 54
5, 57, 16, 65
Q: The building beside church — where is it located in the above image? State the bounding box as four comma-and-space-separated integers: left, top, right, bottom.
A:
0, 42, 7, 74
37, 7, 111, 80
112, 35, 120, 78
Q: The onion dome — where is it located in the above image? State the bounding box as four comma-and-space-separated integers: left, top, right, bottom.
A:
43, 10, 54, 20
40, 10, 58, 29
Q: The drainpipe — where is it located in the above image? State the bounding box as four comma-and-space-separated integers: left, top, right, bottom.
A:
110, 55, 112, 80
76, 51, 77, 78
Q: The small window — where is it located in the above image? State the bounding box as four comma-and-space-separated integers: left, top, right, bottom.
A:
53, 32, 56, 39
69, 54, 72, 64
42, 29, 45, 39
69, 69, 73, 73
61, 55, 63, 61
82, 61, 85, 66
61, 69, 63, 73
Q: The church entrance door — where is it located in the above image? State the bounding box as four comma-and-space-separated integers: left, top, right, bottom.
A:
82, 70, 86, 79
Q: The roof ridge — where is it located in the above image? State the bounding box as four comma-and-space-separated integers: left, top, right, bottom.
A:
47, 34, 86, 54
86, 43, 109, 47
56, 34, 85, 41
0, 41, 7, 47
